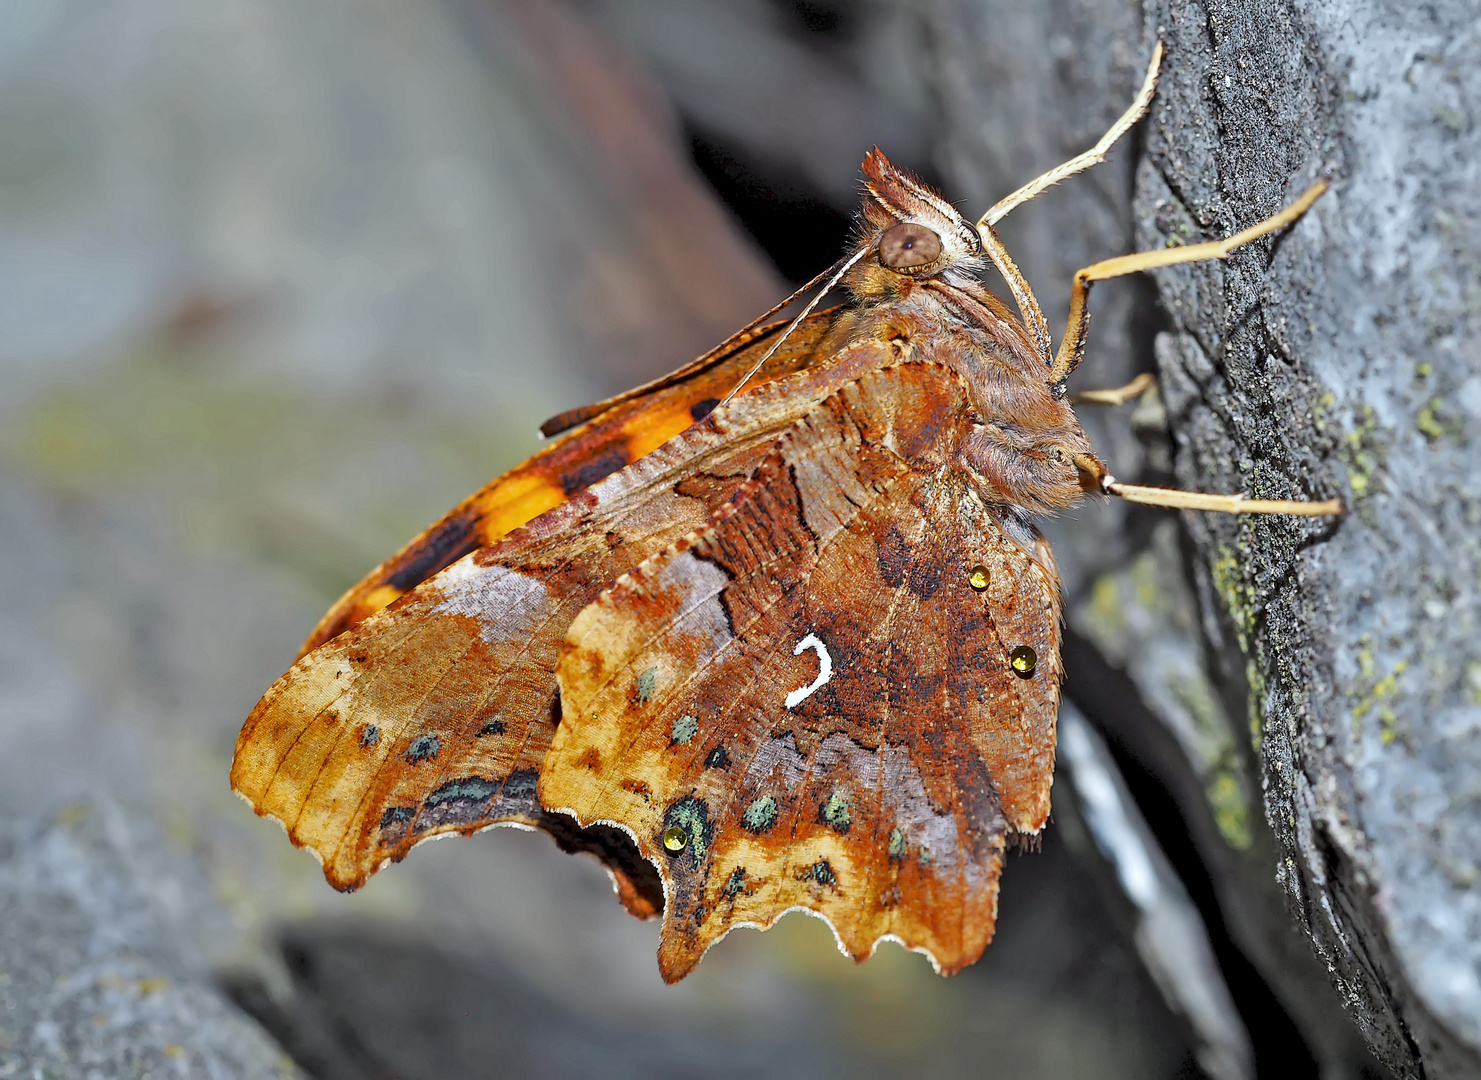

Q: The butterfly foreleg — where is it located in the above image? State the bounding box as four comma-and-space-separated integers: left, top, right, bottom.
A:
1048, 180, 1329, 390
1070, 452, 1344, 518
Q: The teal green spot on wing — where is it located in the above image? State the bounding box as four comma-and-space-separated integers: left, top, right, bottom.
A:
635, 666, 659, 704
821, 791, 851, 834
671, 714, 699, 745
426, 778, 498, 807
741, 795, 778, 834
665, 798, 711, 862
888, 828, 906, 861
798, 860, 837, 887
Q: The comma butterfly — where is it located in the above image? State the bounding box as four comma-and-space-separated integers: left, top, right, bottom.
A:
231, 43, 1338, 982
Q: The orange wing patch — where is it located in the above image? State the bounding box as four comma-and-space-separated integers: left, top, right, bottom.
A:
302, 312, 839, 653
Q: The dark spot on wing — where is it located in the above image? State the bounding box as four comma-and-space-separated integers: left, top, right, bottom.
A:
380, 806, 415, 827
876, 524, 908, 589
378, 806, 415, 843
819, 791, 851, 834
690, 397, 720, 422
426, 777, 499, 807
416, 777, 499, 830
539, 400, 606, 438
476, 720, 505, 737
385, 507, 482, 592
704, 745, 731, 770
798, 859, 837, 888
664, 797, 714, 865
502, 769, 539, 802
358, 724, 380, 749
404, 735, 441, 764
559, 443, 631, 497
892, 395, 950, 462
907, 559, 943, 599
721, 867, 749, 900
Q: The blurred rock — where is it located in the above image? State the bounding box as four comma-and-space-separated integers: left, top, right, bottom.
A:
1058, 703, 1251, 1080
0, 800, 297, 1078
580, 0, 938, 206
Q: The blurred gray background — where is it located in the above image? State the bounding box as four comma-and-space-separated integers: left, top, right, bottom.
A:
3, 1, 1468, 1077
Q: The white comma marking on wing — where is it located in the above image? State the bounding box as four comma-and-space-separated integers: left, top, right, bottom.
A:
785, 633, 833, 709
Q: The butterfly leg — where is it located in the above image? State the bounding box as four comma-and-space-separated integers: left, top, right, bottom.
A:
1049, 180, 1329, 390
1068, 372, 1155, 406
1071, 433, 1343, 518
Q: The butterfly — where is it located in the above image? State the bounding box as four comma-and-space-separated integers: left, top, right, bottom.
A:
231, 43, 1337, 983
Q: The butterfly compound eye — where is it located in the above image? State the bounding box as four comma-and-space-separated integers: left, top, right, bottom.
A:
878, 222, 942, 271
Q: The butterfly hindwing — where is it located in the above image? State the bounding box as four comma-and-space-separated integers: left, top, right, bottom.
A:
543, 361, 1063, 981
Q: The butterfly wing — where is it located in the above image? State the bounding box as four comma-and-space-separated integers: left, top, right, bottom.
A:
303, 312, 840, 653
542, 360, 1063, 982
232, 334, 895, 902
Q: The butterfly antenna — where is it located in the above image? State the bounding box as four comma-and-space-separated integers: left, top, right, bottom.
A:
719, 246, 872, 407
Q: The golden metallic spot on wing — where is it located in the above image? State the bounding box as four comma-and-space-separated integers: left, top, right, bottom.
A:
1009, 645, 1038, 677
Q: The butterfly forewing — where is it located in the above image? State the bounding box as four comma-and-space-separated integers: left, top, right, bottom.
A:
302, 312, 840, 653
543, 361, 1062, 981
231, 335, 902, 901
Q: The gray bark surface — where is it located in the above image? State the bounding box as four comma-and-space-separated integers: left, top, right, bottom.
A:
1136, 3, 1481, 1076
925, 1, 1481, 1076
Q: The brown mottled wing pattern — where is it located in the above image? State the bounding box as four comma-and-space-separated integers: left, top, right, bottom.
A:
231, 336, 898, 902
303, 312, 838, 653
542, 361, 1062, 982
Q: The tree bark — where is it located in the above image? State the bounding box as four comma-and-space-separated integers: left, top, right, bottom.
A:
1136, 2, 1481, 1076
928, 1, 1481, 1076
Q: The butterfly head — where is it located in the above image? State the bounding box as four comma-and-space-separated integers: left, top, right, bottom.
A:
850, 148, 984, 295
